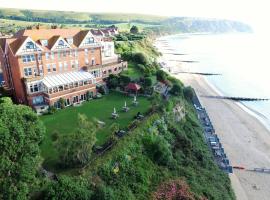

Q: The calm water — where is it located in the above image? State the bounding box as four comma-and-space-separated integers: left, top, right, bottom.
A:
161, 33, 270, 129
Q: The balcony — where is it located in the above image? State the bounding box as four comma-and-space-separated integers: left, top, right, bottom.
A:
102, 55, 120, 65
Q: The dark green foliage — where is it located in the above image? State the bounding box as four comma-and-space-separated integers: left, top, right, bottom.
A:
56, 114, 97, 168
107, 74, 119, 89
43, 176, 93, 200
142, 134, 174, 166
59, 98, 65, 109
133, 52, 149, 65
130, 25, 139, 34
0, 97, 45, 200
119, 74, 131, 86
144, 77, 153, 88
184, 86, 195, 101
48, 106, 57, 114
170, 84, 183, 96
156, 70, 168, 82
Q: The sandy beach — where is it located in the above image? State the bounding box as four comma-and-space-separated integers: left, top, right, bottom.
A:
156, 41, 270, 199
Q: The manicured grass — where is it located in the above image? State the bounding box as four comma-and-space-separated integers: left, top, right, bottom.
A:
40, 91, 151, 168
121, 62, 142, 80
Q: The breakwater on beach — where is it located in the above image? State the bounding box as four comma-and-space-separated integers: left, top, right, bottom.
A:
156, 33, 270, 131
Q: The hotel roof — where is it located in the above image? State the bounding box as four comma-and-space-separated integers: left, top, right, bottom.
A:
42, 71, 95, 88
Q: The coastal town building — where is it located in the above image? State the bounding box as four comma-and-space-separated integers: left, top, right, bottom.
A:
0, 26, 127, 111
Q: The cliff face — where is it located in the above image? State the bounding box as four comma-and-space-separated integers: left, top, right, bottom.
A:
163, 17, 252, 33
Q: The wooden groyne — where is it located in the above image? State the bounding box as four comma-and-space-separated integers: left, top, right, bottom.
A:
163, 53, 187, 56
202, 95, 269, 101
173, 71, 221, 76
169, 60, 199, 63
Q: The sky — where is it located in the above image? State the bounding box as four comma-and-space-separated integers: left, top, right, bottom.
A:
0, 0, 269, 33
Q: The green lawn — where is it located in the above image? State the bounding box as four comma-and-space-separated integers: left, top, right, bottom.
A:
40, 91, 151, 169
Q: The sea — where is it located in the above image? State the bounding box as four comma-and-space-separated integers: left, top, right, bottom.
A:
158, 33, 270, 130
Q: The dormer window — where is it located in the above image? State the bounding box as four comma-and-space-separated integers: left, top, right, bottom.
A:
85, 37, 94, 44
58, 40, 65, 46
26, 41, 35, 49
67, 38, 73, 45
41, 40, 48, 46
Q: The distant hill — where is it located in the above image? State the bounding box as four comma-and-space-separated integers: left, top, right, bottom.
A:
0, 8, 252, 33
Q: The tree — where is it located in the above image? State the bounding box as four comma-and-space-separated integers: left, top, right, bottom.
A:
170, 84, 183, 96
183, 86, 195, 101
107, 74, 119, 89
130, 25, 139, 34
0, 97, 45, 200
119, 74, 131, 87
144, 77, 153, 88
133, 52, 149, 65
43, 176, 93, 200
156, 70, 167, 82
56, 114, 97, 168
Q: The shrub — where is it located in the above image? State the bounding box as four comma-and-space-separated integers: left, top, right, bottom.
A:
156, 70, 167, 82
130, 25, 139, 34
43, 176, 93, 200
133, 52, 149, 65
170, 84, 183, 96
142, 134, 174, 166
137, 64, 146, 72
107, 74, 119, 89
59, 98, 65, 109
48, 106, 57, 114
183, 86, 195, 101
144, 77, 153, 88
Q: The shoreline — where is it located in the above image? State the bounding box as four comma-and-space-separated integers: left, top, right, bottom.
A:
155, 36, 270, 200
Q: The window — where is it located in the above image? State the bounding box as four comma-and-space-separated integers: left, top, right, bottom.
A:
33, 66, 38, 76
74, 49, 78, 57
50, 52, 54, 60
24, 67, 32, 76
70, 60, 75, 69
84, 48, 88, 55
37, 53, 42, 61
85, 37, 94, 44
25, 41, 35, 49
91, 49, 95, 54
47, 64, 51, 73
52, 64, 57, 72
58, 51, 61, 59
64, 61, 68, 71
59, 62, 63, 72
45, 52, 50, 60
75, 60, 79, 69
41, 40, 48, 46
58, 40, 65, 46
30, 83, 39, 93
22, 54, 35, 63
32, 96, 44, 105
91, 58, 95, 66
63, 51, 67, 57
85, 58, 89, 65
69, 50, 73, 57
67, 38, 73, 45
39, 65, 43, 75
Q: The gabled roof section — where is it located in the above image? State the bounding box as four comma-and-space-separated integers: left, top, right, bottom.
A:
90, 29, 104, 36
15, 36, 43, 55
49, 36, 72, 50
77, 30, 96, 47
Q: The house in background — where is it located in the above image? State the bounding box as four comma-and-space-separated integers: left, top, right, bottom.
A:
0, 26, 127, 112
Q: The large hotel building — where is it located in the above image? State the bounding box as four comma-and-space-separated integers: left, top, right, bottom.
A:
0, 26, 127, 112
